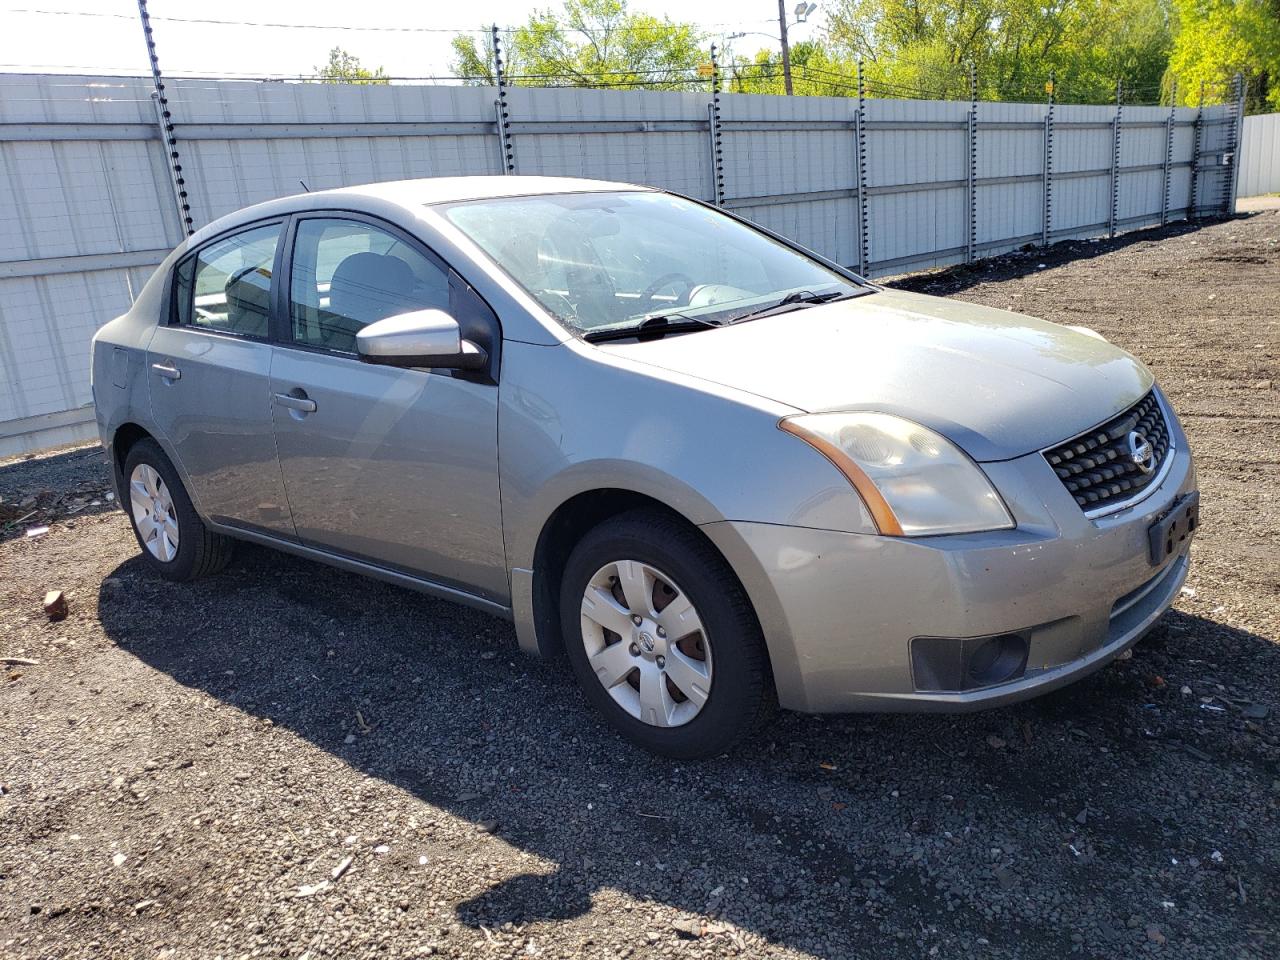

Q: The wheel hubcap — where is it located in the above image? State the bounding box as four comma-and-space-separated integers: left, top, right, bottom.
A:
579, 560, 713, 728
129, 463, 179, 562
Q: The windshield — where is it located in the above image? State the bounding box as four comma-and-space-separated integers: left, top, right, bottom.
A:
437, 191, 863, 335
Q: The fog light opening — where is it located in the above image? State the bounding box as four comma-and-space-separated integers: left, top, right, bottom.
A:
966, 634, 1028, 687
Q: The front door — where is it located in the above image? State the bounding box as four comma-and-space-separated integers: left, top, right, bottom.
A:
268, 215, 506, 602
146, 220, 295, 537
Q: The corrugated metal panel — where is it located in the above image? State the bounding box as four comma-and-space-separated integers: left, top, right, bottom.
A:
863, 98, 969, 270
168, 80, 504, 225
975, 101, 1045, 248
0, 72, 1239, 453
515, 87, 711, 198
0, 269, 137, 424
719, 93, 857, 265
1239, 113, 1280, 197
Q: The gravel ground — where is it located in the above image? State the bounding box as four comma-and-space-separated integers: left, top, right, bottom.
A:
2, 212, 1277, 960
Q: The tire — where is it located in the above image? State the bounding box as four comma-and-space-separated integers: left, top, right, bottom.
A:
121, 438, 233, 582
559, 508, 773, 759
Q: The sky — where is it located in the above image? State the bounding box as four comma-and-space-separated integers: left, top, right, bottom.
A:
0, 1, 825, 80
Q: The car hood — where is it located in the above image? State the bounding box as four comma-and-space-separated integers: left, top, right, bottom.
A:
601, 288, 1153, 461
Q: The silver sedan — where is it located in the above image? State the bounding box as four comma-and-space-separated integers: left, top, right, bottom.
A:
91, 176, 1199, 757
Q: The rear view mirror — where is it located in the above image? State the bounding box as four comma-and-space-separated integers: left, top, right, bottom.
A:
356, 309, 487, 371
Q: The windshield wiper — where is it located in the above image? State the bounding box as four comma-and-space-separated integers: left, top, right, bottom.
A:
581, 288, 859, 343
726, 289, 858, 325
582, 313, 722, 344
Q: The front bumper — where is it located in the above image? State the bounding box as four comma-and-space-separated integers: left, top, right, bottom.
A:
701, 435, 1197, 714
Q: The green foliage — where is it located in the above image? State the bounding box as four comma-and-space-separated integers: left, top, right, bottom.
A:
450, 0, 705, 89
1167, 0, 1279, 109
314, 47, 390, 85
446, 0, 1268, 109
823, 0, 1174, 103
725, 41, 861, 96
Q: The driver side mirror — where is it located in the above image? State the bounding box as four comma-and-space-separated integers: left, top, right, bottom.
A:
356, 309, 488, 371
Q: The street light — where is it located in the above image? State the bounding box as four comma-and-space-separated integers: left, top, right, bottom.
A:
779, 1, 817, 96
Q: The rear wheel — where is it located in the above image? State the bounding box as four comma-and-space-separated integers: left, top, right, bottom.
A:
559, 509, 772, 758
122, 438, 233, 581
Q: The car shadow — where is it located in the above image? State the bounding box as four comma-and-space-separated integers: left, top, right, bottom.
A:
98, 541, 1279, 955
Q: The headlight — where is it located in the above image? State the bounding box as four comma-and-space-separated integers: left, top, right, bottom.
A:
780, 412, 1014, 536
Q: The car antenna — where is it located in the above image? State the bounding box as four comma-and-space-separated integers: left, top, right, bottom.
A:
299, 179, 310, 193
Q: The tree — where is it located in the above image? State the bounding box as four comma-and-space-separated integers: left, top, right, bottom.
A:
1167, 0, 1279, 110
725, 41, 862, 96
314, 47, 390, 85
450, 0, 705, 90
823, 0, 1173, 103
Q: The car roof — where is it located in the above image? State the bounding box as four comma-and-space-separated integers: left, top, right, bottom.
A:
326, 175, 650, 205
183, 176, 654, 251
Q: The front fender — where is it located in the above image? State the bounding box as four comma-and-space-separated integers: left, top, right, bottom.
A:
498, 339, 876, 575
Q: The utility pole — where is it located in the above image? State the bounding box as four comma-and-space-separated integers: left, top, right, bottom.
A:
777, 0, 793, 96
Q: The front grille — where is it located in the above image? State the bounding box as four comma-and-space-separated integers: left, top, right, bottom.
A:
1044, 391, 1171, 512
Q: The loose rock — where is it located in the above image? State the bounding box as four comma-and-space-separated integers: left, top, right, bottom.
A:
42, 590, 68, 621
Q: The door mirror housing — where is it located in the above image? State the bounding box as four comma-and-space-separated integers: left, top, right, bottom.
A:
356, 309, 488, 370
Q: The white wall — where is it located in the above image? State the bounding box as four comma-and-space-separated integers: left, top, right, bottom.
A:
1239, 113, 1280, 198
0, 73, 1239, 455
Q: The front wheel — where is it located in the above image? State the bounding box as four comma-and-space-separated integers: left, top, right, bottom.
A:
559, 509, 773, 758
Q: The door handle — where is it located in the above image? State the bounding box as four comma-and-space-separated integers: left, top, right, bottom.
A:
151, 362, 181, 381
273, 392, 317, 414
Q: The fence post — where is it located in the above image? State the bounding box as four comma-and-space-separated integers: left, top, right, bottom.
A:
1226, 73, 1247, 214
965, 62, 978, 263
136, 0, 192, 238
855, 59, 870, 275
1041, 72, 1054, 247
1161, 80, 1176, 225
1189, 81, 1204, 219
1109, 79, 1123, 238
491, 25, 517, 174
707, 44, 725, 206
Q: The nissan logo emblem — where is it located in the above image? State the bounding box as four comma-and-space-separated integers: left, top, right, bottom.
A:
1128, 431, 1155, 474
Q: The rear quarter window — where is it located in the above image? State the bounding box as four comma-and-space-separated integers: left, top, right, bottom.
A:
172, 256, 194, 326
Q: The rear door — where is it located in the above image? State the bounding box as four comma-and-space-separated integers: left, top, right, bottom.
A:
147, 220, 295, 537
268, 214, 506, 601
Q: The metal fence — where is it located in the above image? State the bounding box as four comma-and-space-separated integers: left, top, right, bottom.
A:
0, 72, 1245, 456
1239, 113, 1280, 198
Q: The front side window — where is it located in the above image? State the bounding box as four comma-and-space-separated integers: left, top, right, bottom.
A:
438, 191, 862, 336
174, 223, 280, 337
288, 218, 450, 354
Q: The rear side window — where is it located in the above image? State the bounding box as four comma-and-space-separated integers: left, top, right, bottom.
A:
174, 223, 280, 337
288, 218, 450, 354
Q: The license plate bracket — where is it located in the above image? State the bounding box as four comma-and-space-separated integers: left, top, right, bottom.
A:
1148, 491, 1199, 565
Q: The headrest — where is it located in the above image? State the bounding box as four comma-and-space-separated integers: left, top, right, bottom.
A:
329, 252, 415, 324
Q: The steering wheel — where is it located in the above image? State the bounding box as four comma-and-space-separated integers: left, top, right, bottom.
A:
639, 272, 697, 306
538, 287, 579, 321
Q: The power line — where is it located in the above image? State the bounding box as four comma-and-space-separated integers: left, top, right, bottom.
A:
2, 8, 1191, 106
2, 7, 487, 32
0, 60, 1184, 106
0, 64, 487, 82
0, 66, 715, 87
1, 8, 782, 36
